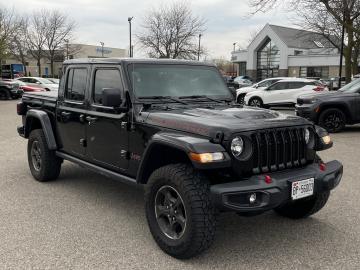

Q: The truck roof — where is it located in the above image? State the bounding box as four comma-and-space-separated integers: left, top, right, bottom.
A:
63, 58, 216, 67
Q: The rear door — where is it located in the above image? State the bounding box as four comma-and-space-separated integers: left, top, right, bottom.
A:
85, 65, 129, 171
57, 66, 89, 158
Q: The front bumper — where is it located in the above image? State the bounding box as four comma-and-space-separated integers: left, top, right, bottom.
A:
211, 160, 343, 213
10, 89, 24, 98
295, 104, 319, 122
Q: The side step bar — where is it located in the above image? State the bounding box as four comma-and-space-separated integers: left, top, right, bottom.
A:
56, 151, 137, 186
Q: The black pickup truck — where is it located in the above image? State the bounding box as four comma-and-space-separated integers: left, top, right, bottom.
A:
296, 78, 360, 133
17, 58, 343, 259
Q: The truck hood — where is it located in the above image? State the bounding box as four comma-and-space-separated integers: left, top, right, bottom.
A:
141, 106, 310, 140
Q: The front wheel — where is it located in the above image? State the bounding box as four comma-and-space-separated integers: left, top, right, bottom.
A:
145, 164, 216, 259
237, 94, 246, 104
274, 191, 330, 219
318, 108, 346, 133
249, 97, 263, 107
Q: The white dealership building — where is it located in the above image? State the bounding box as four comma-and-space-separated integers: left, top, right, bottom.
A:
231, 24, 345, 81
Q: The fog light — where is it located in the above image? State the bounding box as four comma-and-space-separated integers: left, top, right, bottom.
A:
249, 193, 257, 204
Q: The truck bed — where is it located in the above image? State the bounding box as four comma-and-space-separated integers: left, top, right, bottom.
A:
22, 91, 58, 109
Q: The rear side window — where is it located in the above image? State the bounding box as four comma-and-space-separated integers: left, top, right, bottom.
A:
288, 82, 305, 89
93, 69, 123, 105
65, 68, 87, 101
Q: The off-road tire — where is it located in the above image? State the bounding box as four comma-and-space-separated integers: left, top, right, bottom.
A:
145, 163, 216, 259
237, 94, 246, 104
318, 108, 346, 133
27, 129, 62, 182
0, 89, 11, 100
249, 97, 263, 108
274, 191, 330, 219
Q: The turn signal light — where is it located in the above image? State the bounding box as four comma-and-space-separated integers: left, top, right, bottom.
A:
321, 135, 331, 145
189, 152, 224, 163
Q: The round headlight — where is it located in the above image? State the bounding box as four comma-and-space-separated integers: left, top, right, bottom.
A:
231, 137, 244, 157
304, 128, 310, 144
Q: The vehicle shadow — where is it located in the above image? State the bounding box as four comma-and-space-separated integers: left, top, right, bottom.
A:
53, 163, 347, 268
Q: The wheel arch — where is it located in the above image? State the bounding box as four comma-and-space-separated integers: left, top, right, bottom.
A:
24, 109, 57, 150
136, 132, 229, 184
318, 103, 352, 123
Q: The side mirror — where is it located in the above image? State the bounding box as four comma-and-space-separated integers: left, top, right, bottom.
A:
254, 84, 258, 88
102, 88, 124, 108
36, 82, 41, 85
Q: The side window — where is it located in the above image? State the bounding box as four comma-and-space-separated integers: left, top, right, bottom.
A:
268, 82, 288, 90
93, 69, 123, 105
288, 82, 305, 89
65, 68, 87, 101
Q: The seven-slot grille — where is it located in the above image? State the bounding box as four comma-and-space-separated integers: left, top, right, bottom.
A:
251, 128, 307, 174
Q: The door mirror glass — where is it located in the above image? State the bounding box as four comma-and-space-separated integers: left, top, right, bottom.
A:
102, 88, 122, 107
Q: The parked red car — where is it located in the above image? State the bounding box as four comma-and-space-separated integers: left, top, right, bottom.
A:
16, 81, 45, 92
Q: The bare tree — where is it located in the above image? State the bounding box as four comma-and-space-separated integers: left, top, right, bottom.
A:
43, 10, 76, 77
26, 11, 47, 76
0, 7, 20, 64
9, 17, 29, 75
249, 0, 360, 82
138, 2, 206, 59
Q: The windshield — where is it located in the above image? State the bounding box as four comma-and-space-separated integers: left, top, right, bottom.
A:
339, 78, 360, 93
128, 64, 232, 99
37, 78, 54, 84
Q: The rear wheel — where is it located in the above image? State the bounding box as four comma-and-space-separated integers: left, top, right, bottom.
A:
249, 97, 263, 107
318, 108, 346, 133
27, 129, 62, 182
145, 164, 216, 259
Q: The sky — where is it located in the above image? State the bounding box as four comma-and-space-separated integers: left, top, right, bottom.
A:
2, 0, 297, 59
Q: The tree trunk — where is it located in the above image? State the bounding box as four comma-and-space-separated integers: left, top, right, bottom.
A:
353, 45, 360, 75
344, 27, 354, 83
50, 59, 54, 77
37, 59, 41, 77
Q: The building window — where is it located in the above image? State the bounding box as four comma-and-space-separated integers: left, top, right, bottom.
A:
256, 38, 280, 81
238, 62, 246, 76
299, 66, 329, 78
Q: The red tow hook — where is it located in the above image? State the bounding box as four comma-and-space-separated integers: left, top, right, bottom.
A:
264, 175, 272, 184
320, 163, 326, 172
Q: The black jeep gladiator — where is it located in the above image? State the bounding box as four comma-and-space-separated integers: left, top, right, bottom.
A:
17, 58, 343, 259
296, 78, 360, 133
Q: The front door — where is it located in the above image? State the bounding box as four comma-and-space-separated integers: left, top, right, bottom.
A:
263, 81, 289, 105
57, 66, 89, 158
85, 66, 129, 171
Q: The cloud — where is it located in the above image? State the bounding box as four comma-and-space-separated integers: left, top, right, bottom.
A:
6, 0, 297, 59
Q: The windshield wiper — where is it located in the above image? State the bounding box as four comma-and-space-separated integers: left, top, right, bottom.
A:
138, 96, 188, 105
178, 95, 226, 103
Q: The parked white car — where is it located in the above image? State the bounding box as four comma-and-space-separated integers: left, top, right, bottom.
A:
15, 77, 58, 91
244, 78, 328, 108
236, 77, 289, 104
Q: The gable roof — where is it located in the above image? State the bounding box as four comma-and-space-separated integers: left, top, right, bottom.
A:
269, 24, 338, 49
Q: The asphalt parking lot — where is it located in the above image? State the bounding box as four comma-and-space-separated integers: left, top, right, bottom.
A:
1, 100, 360, 269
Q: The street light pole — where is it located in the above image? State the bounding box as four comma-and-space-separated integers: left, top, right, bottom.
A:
64, 39, 69, 60
339, 12, 345, 88
100, 42, 104, 57
197, 34, 202, 61
233, 42, 237, 76
128, 17, 134, 57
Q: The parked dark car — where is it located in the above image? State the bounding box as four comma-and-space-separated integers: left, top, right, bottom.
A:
296, 78, 360, 132
17, 58, 342, 259
0, 80, 23, 100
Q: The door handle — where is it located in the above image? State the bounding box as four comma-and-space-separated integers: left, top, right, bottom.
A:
61, 111, 71, 121
86, 116, 98, 124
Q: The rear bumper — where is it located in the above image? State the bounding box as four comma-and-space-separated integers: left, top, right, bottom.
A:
210, 160, 343, 213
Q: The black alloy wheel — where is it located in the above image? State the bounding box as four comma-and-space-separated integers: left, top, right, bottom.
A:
31, 140, 42, 171
155, 185, 187, 240
319, 108, 346, 133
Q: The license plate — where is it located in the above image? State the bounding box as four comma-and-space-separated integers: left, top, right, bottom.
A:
291, 178, 314, 200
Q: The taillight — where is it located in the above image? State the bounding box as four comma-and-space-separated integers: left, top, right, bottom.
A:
313, 86, 324, 91
17, 102, 27, 115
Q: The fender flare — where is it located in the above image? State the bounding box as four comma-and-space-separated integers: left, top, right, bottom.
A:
25, 109, 57, 150
136, 132, 231, 183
